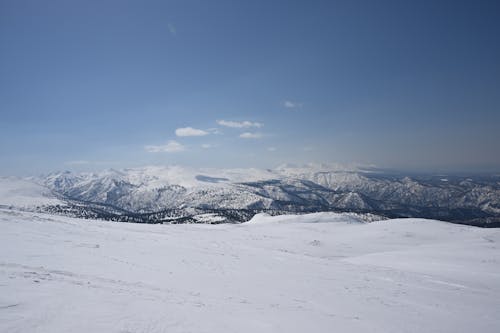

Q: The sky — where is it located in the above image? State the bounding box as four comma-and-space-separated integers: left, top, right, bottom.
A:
1, 0, 499, 175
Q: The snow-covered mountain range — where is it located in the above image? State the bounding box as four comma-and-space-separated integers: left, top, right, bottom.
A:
1, 164, 499, 226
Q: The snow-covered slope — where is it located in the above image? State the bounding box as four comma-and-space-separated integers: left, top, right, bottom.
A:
42, 166, 281, 212
0, 177, 63, 209
1, 209, 499, 332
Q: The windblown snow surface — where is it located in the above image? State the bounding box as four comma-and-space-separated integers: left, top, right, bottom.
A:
0, 177, 63, 208
1, 209, 499, 333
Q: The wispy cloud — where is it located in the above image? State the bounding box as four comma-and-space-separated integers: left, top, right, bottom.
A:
64, 160, 115, 166
65, 160, 90, 165
207, 128, 222, 135
267, 147, 277, 152
175, 127, 208, 137
283, 100, 303, 109
168, 23, 177, 36
217, 120, 263, 128
145, 140, 185, 153
240, 132, 263, 139
201, 143, 215, 149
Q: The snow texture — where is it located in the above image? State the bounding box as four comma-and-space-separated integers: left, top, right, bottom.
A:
0, 177, 63, 208
1, 209, 499, 332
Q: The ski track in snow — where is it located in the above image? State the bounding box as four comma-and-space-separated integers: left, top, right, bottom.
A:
1, 208, 499, 333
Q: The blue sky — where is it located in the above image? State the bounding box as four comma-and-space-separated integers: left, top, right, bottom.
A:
1, 0, 499, 175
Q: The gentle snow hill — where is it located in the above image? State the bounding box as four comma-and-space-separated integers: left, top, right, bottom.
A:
1, 209, 499, 333
0, 177, 63, 209
247, 211, 378, 224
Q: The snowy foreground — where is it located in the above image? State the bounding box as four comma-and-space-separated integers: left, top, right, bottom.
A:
1, 209, 499, 333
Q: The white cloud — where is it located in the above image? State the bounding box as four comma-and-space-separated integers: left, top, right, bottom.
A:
283, 100, 302, 109
175, 127, 208, 137
201, 143, 215, 149
267, 147, 277, 152
240, 132, 263, 139
217, 120, 263, 128
145, 140, 185, 153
